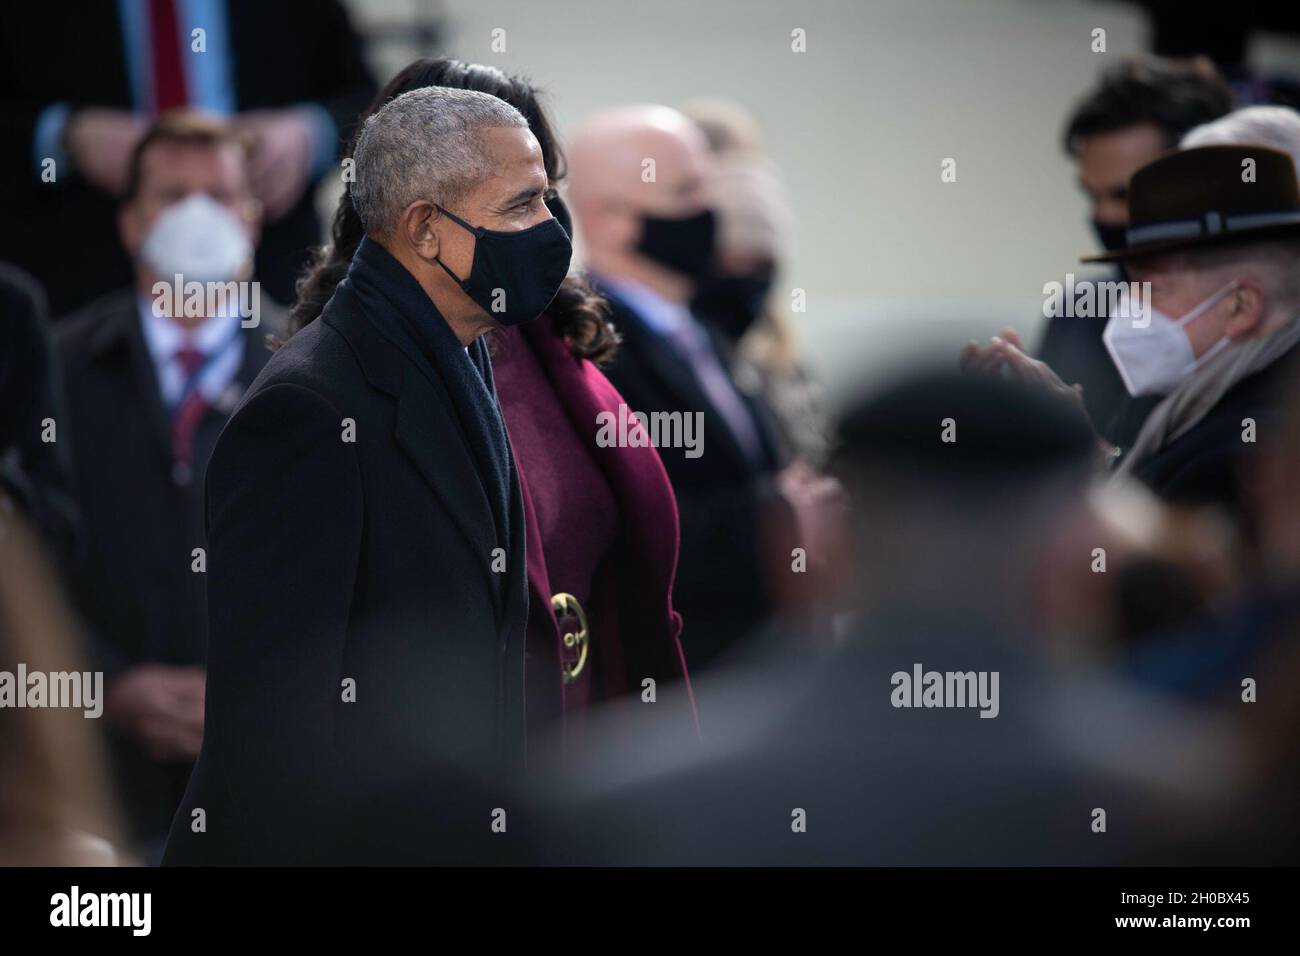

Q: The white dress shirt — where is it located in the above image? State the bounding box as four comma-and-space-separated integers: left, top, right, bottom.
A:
138, 297, 245, 411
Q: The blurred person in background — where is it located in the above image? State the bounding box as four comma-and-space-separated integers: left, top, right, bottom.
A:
1109, 367, 1300, 861
55, 110, 283, 860
568, 105, 841, 672
291, 58, 697, 768
1040, 56, 1232, 446
683, 99, 829, 468
1225, 371, 1300, 860
970, 106, 1300, 655
0, 0, 376, 313
0, 517, 122, 866
965, 145, 1300, 522
0, 261, 78, 560
1089, 482, 1244, 649
1086, 144, 1300, 511
538, 371, 1243, 864
1123, 358, 1300, 704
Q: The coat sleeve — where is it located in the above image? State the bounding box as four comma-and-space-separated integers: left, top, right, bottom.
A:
0, 266, 79, 560
193, 379, 363, 862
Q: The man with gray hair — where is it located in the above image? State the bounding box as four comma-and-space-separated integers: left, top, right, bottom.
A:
164, 87, 572, 864
1182, 105, 1300, 172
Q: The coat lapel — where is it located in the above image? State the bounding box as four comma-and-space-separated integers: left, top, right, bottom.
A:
516, 320, 697, 726
611, 297, 756, 474
393, 367, 501, 601
324, 294, 502, 609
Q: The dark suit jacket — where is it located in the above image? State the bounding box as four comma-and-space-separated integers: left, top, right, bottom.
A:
0, 260, 77, 557
54, 288, 280, 844
163, 260, 530, 865
597, 286, 794, 671
0, 1, 376, 312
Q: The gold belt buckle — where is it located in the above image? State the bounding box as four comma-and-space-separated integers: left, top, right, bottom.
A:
551, 592, 589, 685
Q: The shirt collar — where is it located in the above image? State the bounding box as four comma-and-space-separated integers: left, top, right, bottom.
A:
593, 272, 694, 338
137, 295, 242, 364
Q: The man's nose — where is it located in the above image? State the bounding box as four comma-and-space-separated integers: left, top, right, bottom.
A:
1094, 200, 1127, 226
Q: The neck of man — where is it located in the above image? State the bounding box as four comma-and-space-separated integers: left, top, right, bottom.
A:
588, 248, 695, 305
386, 241, 495, 346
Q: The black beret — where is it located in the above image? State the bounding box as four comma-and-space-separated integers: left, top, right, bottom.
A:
832, 368, 1095, 483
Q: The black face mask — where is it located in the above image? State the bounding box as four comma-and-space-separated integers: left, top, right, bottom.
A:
434, 204, 572, 326
636, 208, 717, 281
692, 271, 775, 341
1091, 219, 1127, 253
545, 192, 573, 242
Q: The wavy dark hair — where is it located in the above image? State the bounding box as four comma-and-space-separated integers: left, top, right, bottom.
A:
288, 58, 618, 366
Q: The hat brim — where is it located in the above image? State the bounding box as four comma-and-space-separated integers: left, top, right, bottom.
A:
1080, 220, 1300, 263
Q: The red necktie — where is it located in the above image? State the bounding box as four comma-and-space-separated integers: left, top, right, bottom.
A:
148, 0, 189, 114
171, 343, 208, 472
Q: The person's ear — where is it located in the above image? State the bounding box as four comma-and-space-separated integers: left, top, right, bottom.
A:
1224, 281, 1264, 341
400, 200, 440, 261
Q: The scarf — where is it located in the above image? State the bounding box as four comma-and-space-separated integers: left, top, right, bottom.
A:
345, 236, 514, 555
1116, 308, 1300, 478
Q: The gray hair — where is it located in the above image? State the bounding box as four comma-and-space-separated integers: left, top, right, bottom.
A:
1180, 107, 1300, 307
1182, 105, 1300, 173
351, 86, 529, 238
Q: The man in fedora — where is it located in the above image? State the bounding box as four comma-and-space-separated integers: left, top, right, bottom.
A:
964, 143, 1300, 514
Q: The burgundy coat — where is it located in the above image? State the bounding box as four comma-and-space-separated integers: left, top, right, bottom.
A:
503, 318, 697, 758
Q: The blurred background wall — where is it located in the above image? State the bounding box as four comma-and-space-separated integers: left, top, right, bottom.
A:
336, 0, 1300, 400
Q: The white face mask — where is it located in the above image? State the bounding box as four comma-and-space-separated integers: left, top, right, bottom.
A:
140, 193, 252, 284
1103, 280, 1237, 397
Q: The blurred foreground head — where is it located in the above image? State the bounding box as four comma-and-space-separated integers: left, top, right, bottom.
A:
830, 369, 1098, 635
538, 372, 1242, 866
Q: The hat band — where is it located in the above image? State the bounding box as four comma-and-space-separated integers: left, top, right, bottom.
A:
1127, 209, 1300, 247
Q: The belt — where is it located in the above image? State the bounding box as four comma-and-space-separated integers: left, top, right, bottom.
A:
550, 592, 589, 684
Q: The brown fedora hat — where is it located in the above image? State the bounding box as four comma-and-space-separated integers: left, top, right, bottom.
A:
1081, 143, 1300, 263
